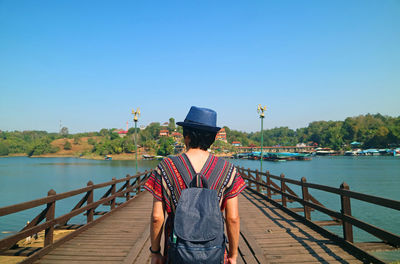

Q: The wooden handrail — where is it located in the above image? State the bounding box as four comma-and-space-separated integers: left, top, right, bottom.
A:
0, 169, 153, 252
0, 171, 150, 217
238, 167, 400, 248
240, 167, 400, 211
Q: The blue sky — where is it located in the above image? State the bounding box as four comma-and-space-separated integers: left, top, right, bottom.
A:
1, 0, 399, 133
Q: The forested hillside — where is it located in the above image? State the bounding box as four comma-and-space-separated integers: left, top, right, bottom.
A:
225, 114, 400, 150
0, 113, 399, 157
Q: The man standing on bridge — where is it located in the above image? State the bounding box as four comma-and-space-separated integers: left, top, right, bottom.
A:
144, 106, 246, 264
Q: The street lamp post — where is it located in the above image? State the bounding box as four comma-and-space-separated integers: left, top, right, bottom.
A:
257, 105, 267, 172
132, 108, 140, 174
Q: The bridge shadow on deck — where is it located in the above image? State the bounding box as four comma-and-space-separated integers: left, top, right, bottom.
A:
24, 190, 363, 264
240, 189, 362, 264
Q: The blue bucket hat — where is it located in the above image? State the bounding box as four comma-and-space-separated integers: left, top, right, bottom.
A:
176, 106, 221, 132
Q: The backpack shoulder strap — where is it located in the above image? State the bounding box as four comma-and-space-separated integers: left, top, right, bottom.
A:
168, 155, 192, 188
170, 155, 209, 188
205, 156, 236, 203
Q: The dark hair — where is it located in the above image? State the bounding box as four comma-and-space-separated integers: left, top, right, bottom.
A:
183, 127, 217, 151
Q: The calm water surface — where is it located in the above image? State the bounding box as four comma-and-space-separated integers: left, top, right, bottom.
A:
0, 156, 399, 260
231, 157, 400, 239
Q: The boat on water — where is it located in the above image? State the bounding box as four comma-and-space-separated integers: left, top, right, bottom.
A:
344, 150, 357, 156
104, 155, 112, 160
394, 148, 400, 156
142, 154, 155, 160
359, 149, 380, 156
233, 153, 252, 159
344, 149, 362, 156
248, 152, 311, 161
315, 148, 340, 156
142, 154, 164, 160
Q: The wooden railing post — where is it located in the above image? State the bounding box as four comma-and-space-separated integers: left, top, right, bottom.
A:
137, 171, 143, 194
266, 171, 271, 199
44, 189, 56, 247
238, 167, 245, 185
136, 174, 141, 194
87, 181, 94, 223
239, 167, 246, 185
111, 177, 116, 210
280, 174, 287, 207
126, 175, 131, 201
247, 168, 252, 189
340, 182, 353, 243
256, 169, 261, 193
301, 177, 311, 220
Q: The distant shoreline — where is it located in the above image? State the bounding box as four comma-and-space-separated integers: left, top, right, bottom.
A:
0, 153, 147, 160
0, 152, 234, 160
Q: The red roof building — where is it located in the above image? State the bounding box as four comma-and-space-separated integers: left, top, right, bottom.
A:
159, 130, 169, 137
216, 128, 227, 143
171, 132, 182, 138
115, 129, 128, 138
232, 141, 241, 146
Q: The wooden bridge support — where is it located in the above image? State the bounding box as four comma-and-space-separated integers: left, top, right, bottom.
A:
301, 177, 311, 220
280, 173, 287, 207
44, 189, 56, 247
266, 171, 272, 199
340, 182, 354, 243
256, 170, 261, 193
111, 177, 116, 210
87, 181, 94, 223
125, 176, 131, 201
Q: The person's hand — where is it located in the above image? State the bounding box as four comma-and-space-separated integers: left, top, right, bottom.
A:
151, 253, 165, 264
227, 257, 237, 264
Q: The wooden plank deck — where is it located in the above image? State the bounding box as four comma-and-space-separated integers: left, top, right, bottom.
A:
33, 191, 154, 264
239, 189, 363, 264
32, 189, 365, 264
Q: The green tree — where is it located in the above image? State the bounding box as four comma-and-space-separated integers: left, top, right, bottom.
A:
64, 140, 72, 150
0, 142, 9, 156
157, 137, 174, 156
87, 138, 96, 145
60, 127, 69, 137
27, 139, 59, 156
73, 136, 81, 145
100, 128, 109, 137
212, 140, 235, 153
168, 118, 176, 132
143, 139, 157, 152
110, 131, 119, 140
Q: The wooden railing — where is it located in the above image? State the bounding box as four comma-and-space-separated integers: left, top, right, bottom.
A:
0, 170, 153, 258
237, 167, 400, 263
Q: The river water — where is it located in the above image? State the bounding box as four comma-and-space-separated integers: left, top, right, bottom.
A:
0, 156, 399, 260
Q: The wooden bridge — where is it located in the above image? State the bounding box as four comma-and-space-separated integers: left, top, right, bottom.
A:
235, 146, 316, 153
0, 168, 399, 263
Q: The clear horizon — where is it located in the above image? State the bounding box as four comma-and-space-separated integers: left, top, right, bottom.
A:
1, 1, 399, 133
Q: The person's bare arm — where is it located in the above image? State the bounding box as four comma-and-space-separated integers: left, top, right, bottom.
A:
225, 196, 240, 263
150, 197, 165, 264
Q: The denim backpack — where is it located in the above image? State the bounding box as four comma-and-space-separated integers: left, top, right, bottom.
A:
168, 173, 226, 264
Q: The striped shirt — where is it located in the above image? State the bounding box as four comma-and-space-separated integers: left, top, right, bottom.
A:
144, 153, 247, 214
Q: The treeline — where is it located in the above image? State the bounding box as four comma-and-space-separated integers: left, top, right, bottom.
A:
90, 119, 182, 156
0, 130, 100, 156
1, 114, 399, 157
0, 118, 181, 157
0, 130, 59, 156
225, 114, 400, 150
